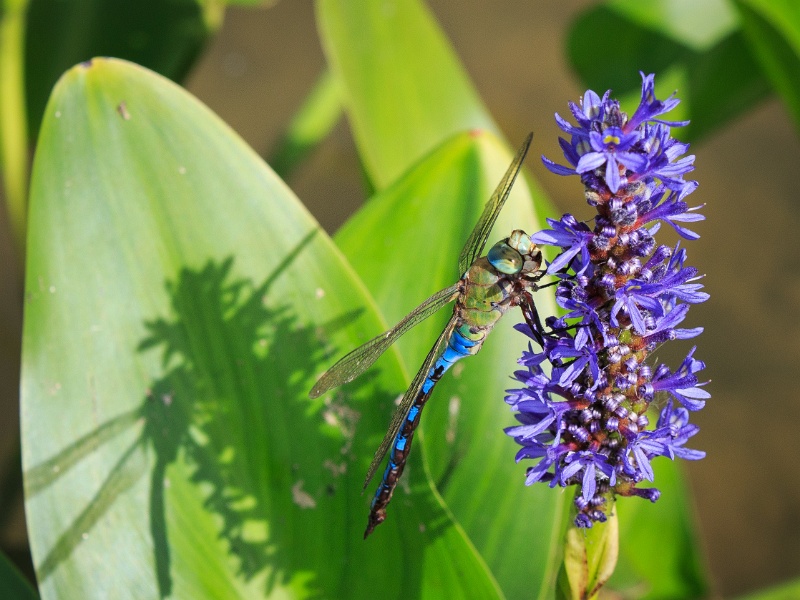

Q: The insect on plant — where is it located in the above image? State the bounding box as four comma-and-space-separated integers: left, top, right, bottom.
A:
309, 133, 551, 537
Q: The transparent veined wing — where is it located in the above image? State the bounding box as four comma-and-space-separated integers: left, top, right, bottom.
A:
309, 283, 461, 398
456, 132, 533, 276
363, 317, 457, 488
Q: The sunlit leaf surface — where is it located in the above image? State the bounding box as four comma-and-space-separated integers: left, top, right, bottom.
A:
316, 0, 497, 190
21, 57, 502, 599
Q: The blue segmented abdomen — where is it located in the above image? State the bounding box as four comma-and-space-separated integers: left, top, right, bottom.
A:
364, 327, 484, 536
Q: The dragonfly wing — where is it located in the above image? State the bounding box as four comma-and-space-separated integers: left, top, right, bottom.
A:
309, 283, 461, 398
363, 316, 457, 488
457, 132, 532, 276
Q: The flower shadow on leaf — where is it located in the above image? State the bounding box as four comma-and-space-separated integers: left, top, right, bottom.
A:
25, 235, 404, 598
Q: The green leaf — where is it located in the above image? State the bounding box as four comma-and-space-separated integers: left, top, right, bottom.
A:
558, 504, 618, 600
606, 0, 737, 51
22, 57, 502, 599
0, 550, 38, 600
567, 2, 772, 142
320, 1, 568, 594
336, 130, 567, 600
734, 0, 800, 136
315, 0, 497, 191
609, 462, 710, 598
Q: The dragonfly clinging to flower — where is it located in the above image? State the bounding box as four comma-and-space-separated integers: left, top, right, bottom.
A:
309, 133, 550, 538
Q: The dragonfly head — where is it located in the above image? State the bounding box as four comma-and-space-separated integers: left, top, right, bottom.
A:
487, 230, 542, 275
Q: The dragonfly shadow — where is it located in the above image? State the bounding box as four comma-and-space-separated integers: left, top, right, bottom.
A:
25, 232, 396, 597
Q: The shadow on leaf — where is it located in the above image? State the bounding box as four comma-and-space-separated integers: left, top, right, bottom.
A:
24, 231, 424, 597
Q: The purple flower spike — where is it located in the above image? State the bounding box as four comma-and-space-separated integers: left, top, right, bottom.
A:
507, 73, 708, 527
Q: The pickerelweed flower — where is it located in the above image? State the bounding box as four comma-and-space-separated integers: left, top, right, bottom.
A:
506, 73, 709, 527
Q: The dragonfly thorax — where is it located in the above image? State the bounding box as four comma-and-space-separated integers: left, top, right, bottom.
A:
486, 229, 541, 275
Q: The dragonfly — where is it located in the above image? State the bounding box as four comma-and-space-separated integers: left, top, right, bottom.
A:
309, 133, 550, 538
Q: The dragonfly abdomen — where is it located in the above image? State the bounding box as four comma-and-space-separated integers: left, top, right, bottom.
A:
364, 325, 481, 537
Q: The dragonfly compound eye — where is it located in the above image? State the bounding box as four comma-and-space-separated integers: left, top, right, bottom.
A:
487, 241, 523, 274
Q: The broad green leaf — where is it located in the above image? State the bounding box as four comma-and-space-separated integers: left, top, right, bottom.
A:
336, 130, 568, 600
609, 461, 709, 598
0, 550, 38, 600
567, 2, 771, 142
315, 0, 497, 190
558, 505, 618, 600
320, 0, 569, 594
735, 0, 800, 136
22, 57, 502, 599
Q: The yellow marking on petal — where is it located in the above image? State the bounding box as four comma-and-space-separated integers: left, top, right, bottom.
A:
603, 134, 621, 145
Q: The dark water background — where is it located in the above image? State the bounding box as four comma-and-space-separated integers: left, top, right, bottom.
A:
1, 1, 798, 597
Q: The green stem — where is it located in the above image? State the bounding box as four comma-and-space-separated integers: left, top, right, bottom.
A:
0, 0, 30, 261
556, 498, 619, 600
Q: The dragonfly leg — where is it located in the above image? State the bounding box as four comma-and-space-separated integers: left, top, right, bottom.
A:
544, 320, 589, 337
519, 291, 546, 346
531, 278, 561, 291
520, 290, 591, 344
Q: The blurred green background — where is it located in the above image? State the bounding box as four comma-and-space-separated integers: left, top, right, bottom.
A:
1, 0, 798, 597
